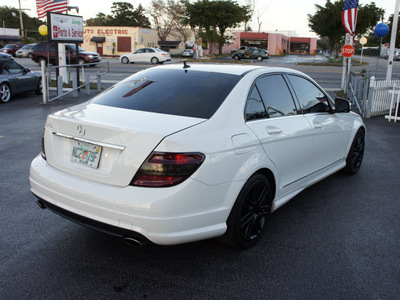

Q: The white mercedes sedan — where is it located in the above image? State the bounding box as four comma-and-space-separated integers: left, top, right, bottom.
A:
119, 47, 171, 64
30, 64, 365, 249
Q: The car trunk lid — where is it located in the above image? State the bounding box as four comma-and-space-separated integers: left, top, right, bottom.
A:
44, 103, 205, 187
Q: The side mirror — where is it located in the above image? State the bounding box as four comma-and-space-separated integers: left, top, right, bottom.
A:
335, 98, 350, 113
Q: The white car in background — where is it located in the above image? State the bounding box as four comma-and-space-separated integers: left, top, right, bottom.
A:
30, 64, 365, 249
120, 47, 171, 64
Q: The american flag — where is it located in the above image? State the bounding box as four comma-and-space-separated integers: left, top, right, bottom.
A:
36, 0, 68, 19
342, 0, 359, 36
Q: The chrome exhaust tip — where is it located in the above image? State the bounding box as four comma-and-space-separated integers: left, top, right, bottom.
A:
123, 237, 144, 247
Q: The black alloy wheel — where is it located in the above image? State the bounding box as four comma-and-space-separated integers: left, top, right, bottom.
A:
343, 129, 365, 175
219, 174, 272, 249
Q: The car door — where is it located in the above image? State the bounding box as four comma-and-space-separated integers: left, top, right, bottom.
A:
146, 48, 156, 62
243, 49, 252, 59
130, 49, 146, 62
245, 74, 314, 194
3, 60, 36, 93
286, 74, 353, 175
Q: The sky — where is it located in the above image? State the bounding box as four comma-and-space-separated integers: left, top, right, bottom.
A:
2, 0, 398, 37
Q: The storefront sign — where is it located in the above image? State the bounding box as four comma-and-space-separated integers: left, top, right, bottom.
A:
84, 28, 129, 35
48, 12, 84, 42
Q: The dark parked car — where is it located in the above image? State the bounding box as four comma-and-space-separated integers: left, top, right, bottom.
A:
230, 46, 248, 54
16, 44, 36, 58
0, 56, 42, 103
0, 44, 24, 57
232, 48, 269, 61
31, 42, 101, 66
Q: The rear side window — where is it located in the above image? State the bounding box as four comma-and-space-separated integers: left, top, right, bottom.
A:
91, 68, 241, 119
245, 86, 268, 121
256, 75, 297, 118
288, 75, 331, 113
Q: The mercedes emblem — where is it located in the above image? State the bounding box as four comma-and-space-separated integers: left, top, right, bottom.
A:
77, 125, 86, 137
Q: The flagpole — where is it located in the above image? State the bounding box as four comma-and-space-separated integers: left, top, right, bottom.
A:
341, 0, 359, 92
341, 55, 347, 90
386, 0, 400, 81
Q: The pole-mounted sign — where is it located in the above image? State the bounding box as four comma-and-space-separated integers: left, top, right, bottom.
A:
341, 44, 355, 58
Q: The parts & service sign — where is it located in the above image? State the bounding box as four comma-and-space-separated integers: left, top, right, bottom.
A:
48, 13, 84, 43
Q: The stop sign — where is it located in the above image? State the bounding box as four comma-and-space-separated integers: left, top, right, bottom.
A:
341, 45, 355, 58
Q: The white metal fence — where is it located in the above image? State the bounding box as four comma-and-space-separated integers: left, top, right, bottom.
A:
367, 78, 400, 117
346, 73, 400, 118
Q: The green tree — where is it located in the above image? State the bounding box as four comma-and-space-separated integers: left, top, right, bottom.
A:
308, 1, 384, 57
85, 2, 150, 28
383, 14, 400, 48
85, 13, 114, 26
214, 0, 251, 54
110, 2, 150, 27
0, 6, 45, 43
184, 0, 250, 54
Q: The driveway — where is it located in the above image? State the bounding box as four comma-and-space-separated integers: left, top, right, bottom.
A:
0, 78, 400, 298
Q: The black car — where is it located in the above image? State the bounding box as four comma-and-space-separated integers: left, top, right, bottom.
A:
232, 47, 269, 61
0, 56, 42, 103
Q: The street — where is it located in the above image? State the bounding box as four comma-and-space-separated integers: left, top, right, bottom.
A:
13, 53, 400, 97
1, 55, 399, 299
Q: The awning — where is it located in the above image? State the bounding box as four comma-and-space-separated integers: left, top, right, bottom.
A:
158, 40, 181, 47
0, 35, 21, 41
90, 36, 106, 43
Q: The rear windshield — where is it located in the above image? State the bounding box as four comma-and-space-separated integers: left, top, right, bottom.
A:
91, 68, 241, 119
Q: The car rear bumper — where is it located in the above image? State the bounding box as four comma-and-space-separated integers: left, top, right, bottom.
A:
33, 195, 151, 245
29, 155, 230, 245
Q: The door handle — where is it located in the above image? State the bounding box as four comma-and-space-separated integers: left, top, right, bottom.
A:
266, 126, 282, 134
313, 122, 323, 129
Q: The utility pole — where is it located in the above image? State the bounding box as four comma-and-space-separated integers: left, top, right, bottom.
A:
386, 0, 400, 81
18, 0, 24, 39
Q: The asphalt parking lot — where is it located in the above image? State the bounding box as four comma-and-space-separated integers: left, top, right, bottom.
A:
1, 73, 400, 298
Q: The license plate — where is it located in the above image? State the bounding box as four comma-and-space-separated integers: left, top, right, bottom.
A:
71, 141, 102, 169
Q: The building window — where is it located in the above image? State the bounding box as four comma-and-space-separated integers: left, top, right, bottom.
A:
118, 37, 131, 52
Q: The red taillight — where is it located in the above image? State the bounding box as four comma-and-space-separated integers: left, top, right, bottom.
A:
41, 128, 46, 160
130, 152, 205, 187
161, 53, 167, 57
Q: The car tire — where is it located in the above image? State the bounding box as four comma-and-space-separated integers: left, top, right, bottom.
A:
234, 56, 240, 60
28, 53, 32, 58
343, 129, 365, 175
218, 173, 272, 249
121, 57, 129, 64
0, 83, 12, 103
151, 57, 159, 64
257, 56, 263, 61
35, 79, 43, 95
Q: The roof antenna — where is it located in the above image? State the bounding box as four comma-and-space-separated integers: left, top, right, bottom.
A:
183, 60, 190, 69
